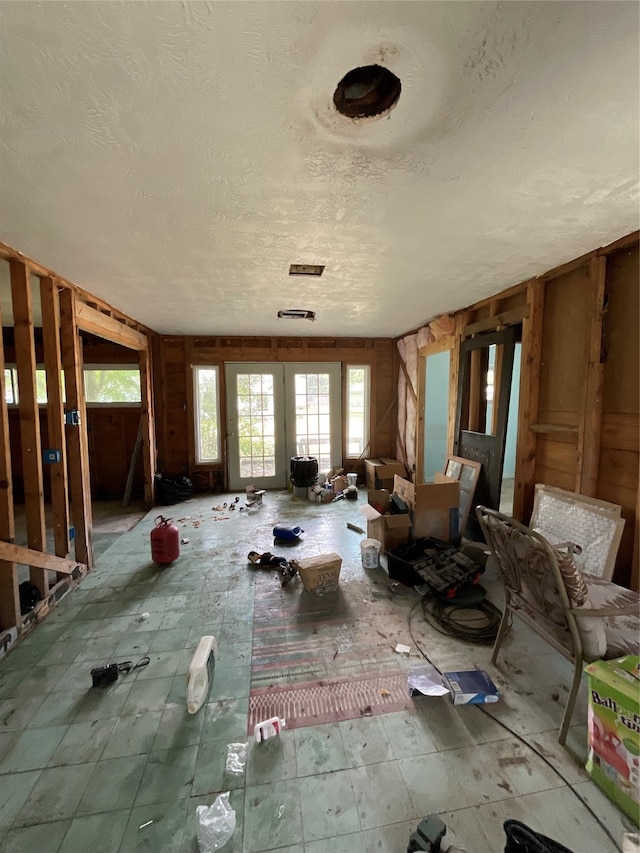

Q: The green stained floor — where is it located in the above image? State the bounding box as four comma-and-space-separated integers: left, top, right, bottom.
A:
0, 491, 633, 852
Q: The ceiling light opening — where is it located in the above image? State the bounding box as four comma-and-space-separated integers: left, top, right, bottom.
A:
333, 64, 401, 120
289, 264, 325, 276
277, 309, 316, 320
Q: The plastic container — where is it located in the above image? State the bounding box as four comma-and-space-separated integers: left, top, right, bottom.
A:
273, 524, 304, 541
346, 473, 358, 487
360, 538, 381, 568
254, 716, 286, 743
186, 635, 218, 714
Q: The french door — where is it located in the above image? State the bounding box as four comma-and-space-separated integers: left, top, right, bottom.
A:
225, 363, 341, 491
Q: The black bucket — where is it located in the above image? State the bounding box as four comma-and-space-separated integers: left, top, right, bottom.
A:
290, 456, 318, 487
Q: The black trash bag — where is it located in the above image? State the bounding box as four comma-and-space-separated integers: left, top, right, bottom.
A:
155, 473, 193, 506
19, 581, 42, 615
504, 820, 575, 853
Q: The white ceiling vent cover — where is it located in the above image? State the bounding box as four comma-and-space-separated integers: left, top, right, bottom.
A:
277, 309, 316, 320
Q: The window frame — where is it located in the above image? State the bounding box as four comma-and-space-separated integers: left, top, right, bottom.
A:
345, 364, 370, 460
193, 365, 222, 465
83, 364, 142, 407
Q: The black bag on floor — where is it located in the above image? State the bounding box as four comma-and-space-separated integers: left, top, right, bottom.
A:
155, 473, 193, 505
19, 581, 42, 614
504, 820, 574, 853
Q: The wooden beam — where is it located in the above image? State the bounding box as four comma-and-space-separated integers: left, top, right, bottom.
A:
529, 422, 579, 435
59, 288, 94, 567
0, 304, 15, 544
415, 352, 426, 482
448, 313, 465, 456
576, 255, 607, 496
0, 240, 152, 336
139, 348, 156, 507
10, 260, 48, 598
0, 541, 83, 575
40, 277, 71, 563
0, 294, 19, 631
598, 230, 639, 255
75, 301, 148, 351
397, 350, 417, 404
513, 280, 545, 522
464, 305, 530, 337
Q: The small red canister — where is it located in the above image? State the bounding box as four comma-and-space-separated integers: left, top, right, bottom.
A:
150, 515, 180, 565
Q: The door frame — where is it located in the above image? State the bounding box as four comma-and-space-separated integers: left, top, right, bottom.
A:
454, 326, 517, 526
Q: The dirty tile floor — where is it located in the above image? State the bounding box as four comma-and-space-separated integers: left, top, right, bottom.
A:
0, 491, 634, 852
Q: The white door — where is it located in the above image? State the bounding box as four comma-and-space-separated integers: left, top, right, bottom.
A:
225, 364, 286, 491
225, 362, 341, 491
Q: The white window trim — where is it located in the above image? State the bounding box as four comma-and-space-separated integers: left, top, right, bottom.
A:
193, 365, 221, 464
345, 364, 370, 460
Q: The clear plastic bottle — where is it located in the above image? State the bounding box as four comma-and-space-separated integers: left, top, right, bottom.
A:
186, 635, 218, 714
254, 716, 286, 742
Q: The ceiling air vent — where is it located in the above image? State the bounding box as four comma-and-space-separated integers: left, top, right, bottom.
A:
277, 309, 316, 320
289, 264, 325, 276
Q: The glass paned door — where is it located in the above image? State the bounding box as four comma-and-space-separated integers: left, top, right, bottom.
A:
284, 363, 341, 477
225, 364, 286, 491
225, 362, 341, 491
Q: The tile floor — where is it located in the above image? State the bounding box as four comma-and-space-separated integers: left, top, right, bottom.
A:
0, 491, 635, 852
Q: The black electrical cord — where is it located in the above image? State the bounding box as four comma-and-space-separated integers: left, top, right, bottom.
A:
407, 598, 624, 853
421, 595, 502, 645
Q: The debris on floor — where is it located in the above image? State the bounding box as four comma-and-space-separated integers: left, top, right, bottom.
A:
247, 551, 299, 586
225, 741, 248, 774
254, 716, 286, 742
346, 522, 365, 534
395, 642, 411, 655
196, 792, 236, 853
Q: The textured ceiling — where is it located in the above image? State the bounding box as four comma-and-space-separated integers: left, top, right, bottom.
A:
0, 1, 638, 337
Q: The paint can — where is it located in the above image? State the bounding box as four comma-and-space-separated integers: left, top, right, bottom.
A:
360, 538, 381, 569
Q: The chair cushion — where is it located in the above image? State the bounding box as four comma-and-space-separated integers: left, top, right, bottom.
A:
554, 549, 588, 606
582, 572, 640, 659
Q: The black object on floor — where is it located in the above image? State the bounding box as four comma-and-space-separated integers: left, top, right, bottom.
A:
388, 537, 481, 594
503, 819, 575, 853
407, 815, 447, 852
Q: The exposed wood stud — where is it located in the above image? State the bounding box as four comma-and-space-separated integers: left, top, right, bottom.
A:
0, 288, 19, 630
40, 276, 71, 565
513, 280, 545, 521
139, 347, 156, 507
60, 288, 94, 567
577, 254, 607, 496
10, 260, 48, 598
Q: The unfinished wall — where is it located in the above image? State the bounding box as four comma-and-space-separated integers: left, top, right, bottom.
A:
398, 232, 639, 587
153, 336, 397, 487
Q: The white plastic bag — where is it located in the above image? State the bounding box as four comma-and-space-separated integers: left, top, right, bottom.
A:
224, 741, 248, 775
196, 792, 236, 852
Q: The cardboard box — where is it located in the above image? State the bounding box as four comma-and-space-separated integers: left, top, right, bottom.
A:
365, 458, 406, 491
442, 670, 500, 705
585, 655, 640, 824
393, 475, 460, 542
360, 490, 411, 553
295, 553, 342, 594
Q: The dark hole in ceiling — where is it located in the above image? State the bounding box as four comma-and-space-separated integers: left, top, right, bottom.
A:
333, 64, 401, 119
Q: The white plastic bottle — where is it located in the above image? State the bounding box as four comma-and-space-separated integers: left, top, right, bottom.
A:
186, 635, 218, 714
254, 716, 286, 743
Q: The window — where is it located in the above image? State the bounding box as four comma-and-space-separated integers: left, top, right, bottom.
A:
4, 366, 62, 405
346, 365, 370, 458
194, 366, 221, 463
84, 367, 141, 403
